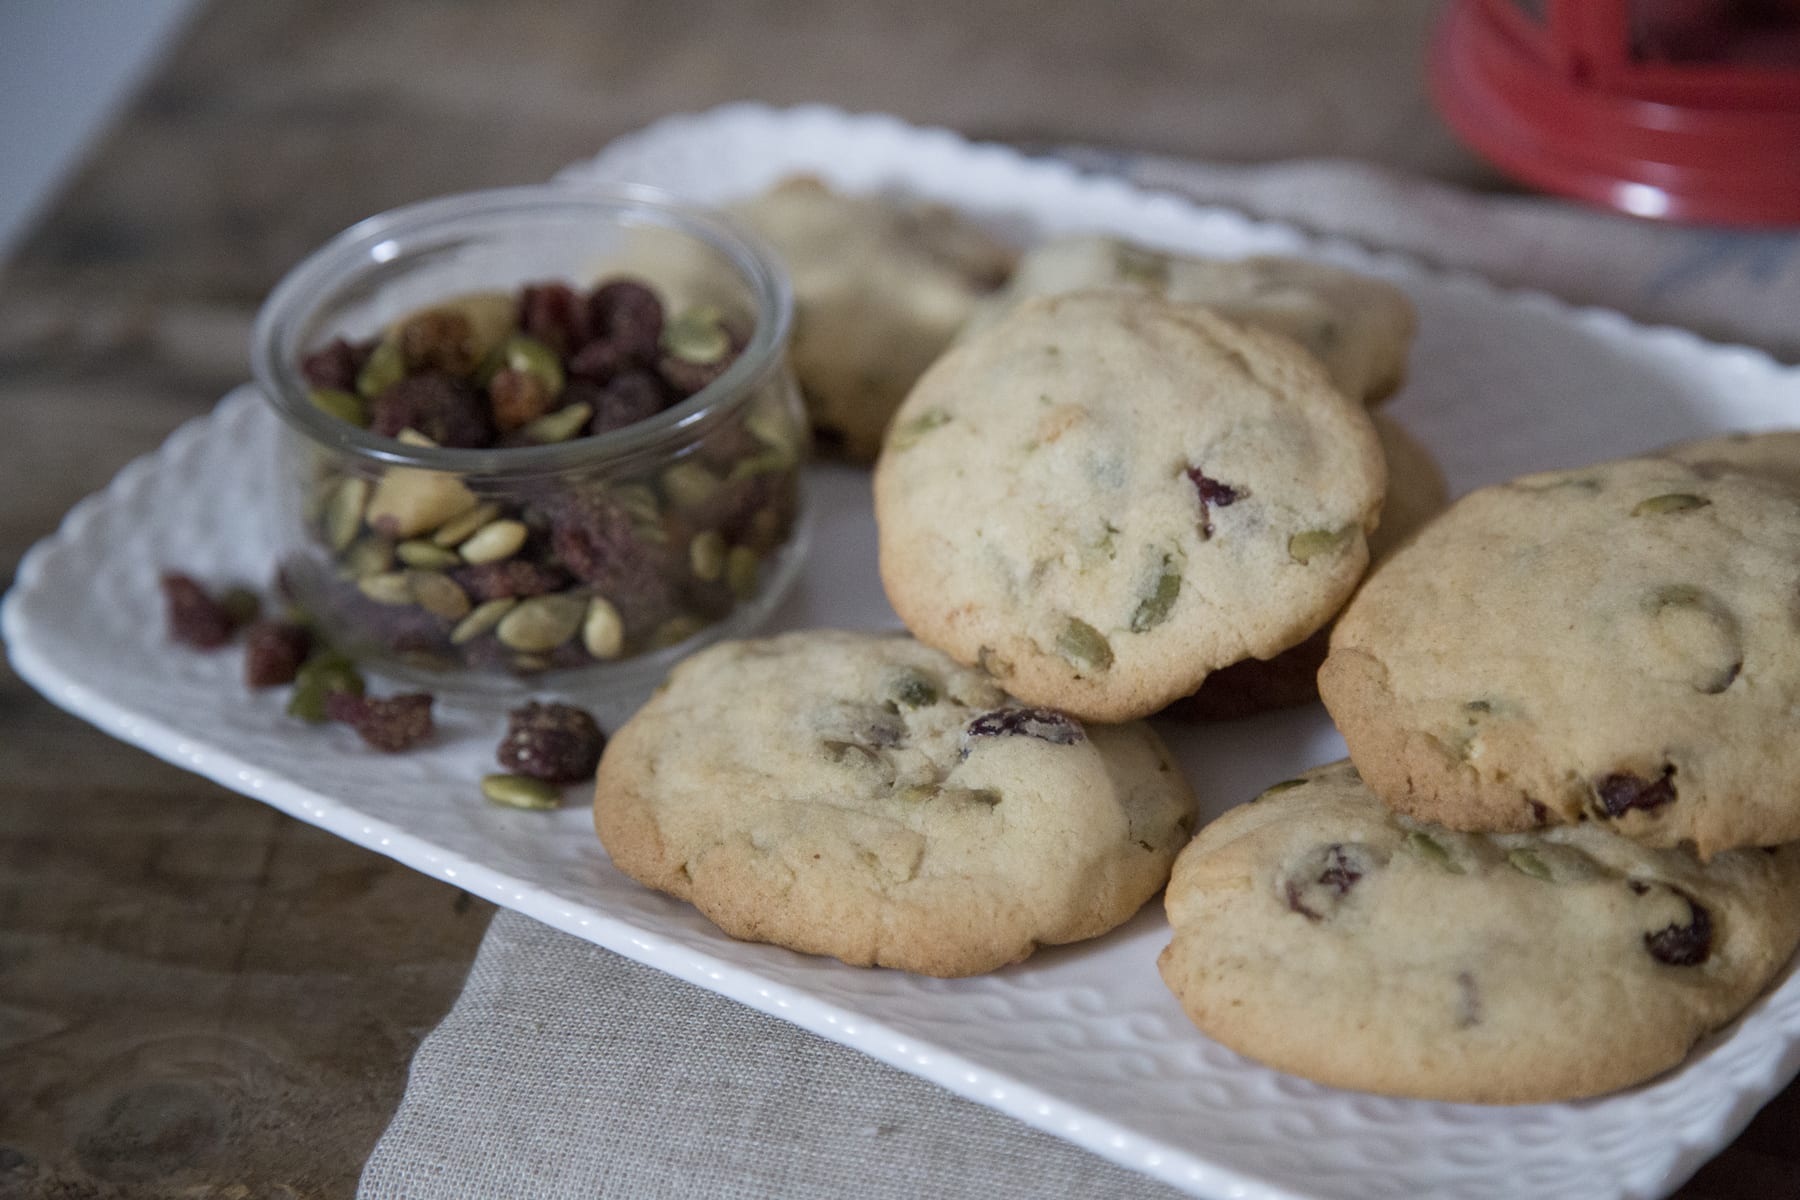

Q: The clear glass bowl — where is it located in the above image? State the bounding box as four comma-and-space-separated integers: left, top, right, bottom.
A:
251, 184, 810, 697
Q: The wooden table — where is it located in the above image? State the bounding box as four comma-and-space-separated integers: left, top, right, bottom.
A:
1, 2, 1792, 1195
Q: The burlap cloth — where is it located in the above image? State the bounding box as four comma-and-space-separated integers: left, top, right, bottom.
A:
357, 152, 1800, 1200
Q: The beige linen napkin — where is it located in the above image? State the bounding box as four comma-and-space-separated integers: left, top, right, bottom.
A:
358, 152, 1800, 1200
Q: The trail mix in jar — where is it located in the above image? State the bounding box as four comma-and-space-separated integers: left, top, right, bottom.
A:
289, 276, 804, 675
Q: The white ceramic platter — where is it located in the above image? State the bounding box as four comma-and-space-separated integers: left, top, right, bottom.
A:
10, 106, 1800, 1200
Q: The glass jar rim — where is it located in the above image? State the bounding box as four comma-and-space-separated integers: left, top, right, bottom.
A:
250, 182, 794, 476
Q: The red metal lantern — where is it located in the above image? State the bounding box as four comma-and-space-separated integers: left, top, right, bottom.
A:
1431, 0, 1800, 225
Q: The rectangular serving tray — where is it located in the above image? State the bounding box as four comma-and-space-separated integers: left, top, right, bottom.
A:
10, 105, 1800, 1200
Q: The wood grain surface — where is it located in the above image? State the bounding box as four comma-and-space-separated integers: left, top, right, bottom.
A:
0, 1, 1793, 1197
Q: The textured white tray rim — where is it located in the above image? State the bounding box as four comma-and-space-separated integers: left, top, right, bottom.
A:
9, 105, 1800, 1200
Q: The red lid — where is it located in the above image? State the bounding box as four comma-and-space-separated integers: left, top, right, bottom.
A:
1431, 0, 1800, 226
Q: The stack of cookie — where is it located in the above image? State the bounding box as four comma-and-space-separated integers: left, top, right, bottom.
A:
593, 199, 1440, 978
1159, 431, 1800, 1103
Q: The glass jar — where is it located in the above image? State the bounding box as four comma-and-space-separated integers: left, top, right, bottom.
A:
251, 185, 810, 696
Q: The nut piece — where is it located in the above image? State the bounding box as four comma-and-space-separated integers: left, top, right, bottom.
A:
495, 594, 585, 653
458, 519, 528, 565
366, 467, 480, 539
481, 773, 563, 811
581, 596, 625, 659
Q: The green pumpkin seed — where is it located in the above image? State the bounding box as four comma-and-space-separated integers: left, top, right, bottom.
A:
896, 784, 940, 804
503, 335, 565, 396
511, 653, 552, 672
1113, 243, 1170, 288
480, 773, 563, 810
366, 466, 479, 538
662, 305, 731, 364
516, 401, 592, 445
1257, 778, 1308, 800
325, 477, 371, 552
337, 538, 393, 580
495, 594, 585, 653
219, 587, 261, 627
1507, 848, 1553, 881
357, 571, 413, 606
310, 387, 368, 427
286, 653, 364, 723
1057, 618, 1114, 671
888, 408, 951, 452
1632, 493, 1709, 517
431, 501, 503, 548
890, 668, 940, 708
689, 530, 726, 582
1405, 831, 1464, 873
727, 449, 794, 482
746, 400, 804, 461
726, 546, 761, 601
355, 339, 405, 400
410, 571, 471, 621
396, 540, 462, 570
650, 614, 708, 649
1287, 526, 1353, 564
581, 596, 625, 659
458, 519, 528, 565
661, 461, 721, 510
1129, 555, 1182, 633
451, 597, 517, 645
1649, 583, 1707, 611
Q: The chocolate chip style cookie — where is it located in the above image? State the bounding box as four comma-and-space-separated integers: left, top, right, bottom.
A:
1166, 411, 1448, 721
1320, 453, 1800, 857
1158, 761, 1800, 1103
730, 176, 1016, 461
875, 289, 1386, 723
968, 233, 1417, 405
593, 630, 1196, 977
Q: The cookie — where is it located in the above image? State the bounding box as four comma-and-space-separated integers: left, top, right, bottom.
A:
593, 630, 1196, 977
731, 176, 1016, 461
1167, 412, 1448, 720
875, 288, 1385, 723
970, 234, 1416, 404
1158, 760, 1800, 1104
1662, 428, 1800, 493
1320, 454, 1800, 857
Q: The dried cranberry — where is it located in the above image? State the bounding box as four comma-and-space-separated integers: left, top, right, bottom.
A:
544, 490, 678, 631
1186, 466, 1245, 540
302, 337, 372, 392
162, 573, 243, 649
496, 701, 606, 784
398, 310, 481, 376
581, 371, 668, 435
585, 279, 663, 363
325, 691, 434, 752
451, 560, 570, 603
370, 373, 494, 448
1641, 887, 1713, 966
518, 282, 588, 356
488, 367, 555, 433
962, 707, 1085, 754
1594, 766, 1677, 818
1284, 843, 1372, 921
568, 337, 633, 383
243, 621, 312, 688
